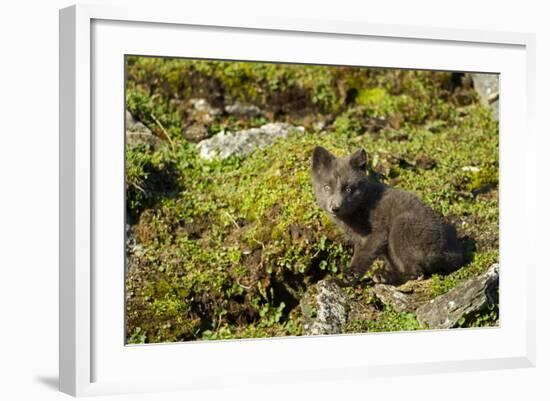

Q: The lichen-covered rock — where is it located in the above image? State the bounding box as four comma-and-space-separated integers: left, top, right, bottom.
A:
126, 110, 150, 134
416, 264, 499, 329
301, 279, 349, 335
197, 123, 305, 160
225, 101, 263, 117
471, 74, 499, 120
125, 110, 162, 148
372, 284, 416, 312
183, 123, 210, 143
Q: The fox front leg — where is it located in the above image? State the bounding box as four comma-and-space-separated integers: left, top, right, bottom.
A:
341, 236, 387, 286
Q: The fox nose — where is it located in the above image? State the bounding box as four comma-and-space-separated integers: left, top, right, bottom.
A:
330, 203, 341, 213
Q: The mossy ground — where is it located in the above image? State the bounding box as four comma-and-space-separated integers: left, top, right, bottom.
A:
125, 56, 499, 344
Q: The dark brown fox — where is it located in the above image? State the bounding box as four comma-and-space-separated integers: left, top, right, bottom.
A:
311, 146, 464, 286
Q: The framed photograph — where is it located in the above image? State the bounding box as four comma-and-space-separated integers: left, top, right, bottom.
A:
59, 4, 536, 397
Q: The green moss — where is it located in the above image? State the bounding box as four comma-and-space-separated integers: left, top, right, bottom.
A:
126, 89, 182, 140
126, 144, 182, 221
356, 87, 388, 106
126, 56, 342, 115
346, 305, 420, 333
332, 108, 368, 137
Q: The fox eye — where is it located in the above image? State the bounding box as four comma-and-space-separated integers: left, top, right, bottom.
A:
345, 186, 352, 193
323, 185, 331, 192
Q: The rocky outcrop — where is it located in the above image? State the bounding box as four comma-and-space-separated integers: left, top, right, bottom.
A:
197, 123, 304, 160
182, 99, 222, 143
471, 74, 499, 121
126, 110, 162, 148
225, 101, 263, 117
189, 98, 222, 117
125, 212, 143, 273
416, 264, 499, 329
372, 284, 416, 312
184, 123, 210, 143
301, 279, 349, 335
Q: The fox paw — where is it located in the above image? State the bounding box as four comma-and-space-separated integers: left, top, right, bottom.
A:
372, 271, 391, 284
338, 270, 361, 287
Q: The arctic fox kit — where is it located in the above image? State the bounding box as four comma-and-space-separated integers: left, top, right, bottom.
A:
311, 146, 464, 286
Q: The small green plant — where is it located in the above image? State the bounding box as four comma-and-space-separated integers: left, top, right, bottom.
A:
346, 305, 420, 333
368, 306, 421, 332
127, 327, 147, 344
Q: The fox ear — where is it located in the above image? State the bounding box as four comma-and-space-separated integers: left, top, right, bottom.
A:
350, 149, 367, 171
312, 146, 335, 172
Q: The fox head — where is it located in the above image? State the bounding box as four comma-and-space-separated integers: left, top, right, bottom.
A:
311, 146, 368, 218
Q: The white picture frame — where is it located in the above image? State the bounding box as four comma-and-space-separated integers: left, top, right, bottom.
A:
59, 3, 536, 397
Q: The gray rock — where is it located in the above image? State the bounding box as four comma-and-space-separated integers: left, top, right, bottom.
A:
416, 264, 499, 329
125, 211, 143, 273
471, 73, 499, 120
301, 280, 349, 335
126, 110, 150, 134
372, 284, 416, 312
183, 123, 210, 143
313, 121, 326, 132
181, 99, 221, 143
225, 101, 263, 117
125, 110, 162, 148
197, 123, 304, 160
190, 98, 222, 116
